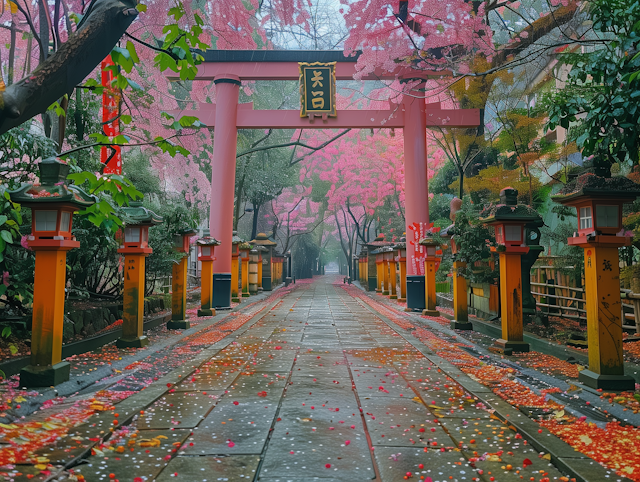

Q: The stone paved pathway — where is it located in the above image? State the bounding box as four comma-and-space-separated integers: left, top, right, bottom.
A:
62, 277, 581, 482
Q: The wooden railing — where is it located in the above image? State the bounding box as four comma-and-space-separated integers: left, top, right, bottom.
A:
530, 264, 639, 333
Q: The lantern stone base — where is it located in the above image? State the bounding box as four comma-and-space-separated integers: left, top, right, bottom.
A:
495, 339, 529, 353
422, 309, 440, 317
197, 308, 216, 317
451, 320, 473, 331
578, 369, 635, 391
20, 362, 70, 387
116, 336, 149, 349
167, 320, 190, 330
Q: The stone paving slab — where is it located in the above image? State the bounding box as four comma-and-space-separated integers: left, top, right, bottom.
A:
156, 454, 260, 481
361, 398, 446, 447
135, 391, 219, 429
69, 429, 190, 481
373, 446, 477, 482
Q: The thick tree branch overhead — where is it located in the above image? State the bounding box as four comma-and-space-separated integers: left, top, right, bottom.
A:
0, 0, 139, 136
491, 3, 579, 68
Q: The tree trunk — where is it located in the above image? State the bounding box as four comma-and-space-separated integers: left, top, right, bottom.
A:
0, 0, 139, 135
233, 173, 245, 231
251, 201, 261, 240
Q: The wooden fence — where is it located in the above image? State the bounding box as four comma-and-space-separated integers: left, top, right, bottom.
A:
530, 261, 639, 333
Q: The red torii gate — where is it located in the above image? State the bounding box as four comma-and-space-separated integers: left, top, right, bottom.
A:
169, 50, 481, 310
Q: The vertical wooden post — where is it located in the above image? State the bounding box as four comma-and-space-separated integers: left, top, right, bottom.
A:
167, 256, 190, 330
168, 257, 189, 329
382, 259, 390, 295
23, 250, 72, 386
451, 260, 472, 330
389, 260, 397, 299
496, 251, 529, 353
579, 245, 634, 390
198, 259, 215, 317
118, 253, 150, 347
242, 257, 250, 297
398, 259, 407, 302
231, 257, 240, 302
422, 256, 439, 316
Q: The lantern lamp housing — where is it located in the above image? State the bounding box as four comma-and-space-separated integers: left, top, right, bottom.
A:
119, 200, 163, 254
418, 237, 440, 259
239, 242, 252, 260
7, 157, 96, 250
174, 227, 197, 254
552, 173, 640, 244
480, 187, 542, 252
197, 230, 221, 262
232, 231, 245, 258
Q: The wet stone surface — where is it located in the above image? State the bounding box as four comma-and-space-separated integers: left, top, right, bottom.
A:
18, 277, 589, 481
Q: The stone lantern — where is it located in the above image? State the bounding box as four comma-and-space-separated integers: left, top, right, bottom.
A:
393, 238, 407, 302
250, 233, 277, 291
239, 242, 252, 297
117, 199, 163, 348
8, 157, 96, 387
418, 237, 441, 317
481, 188, 540, 353
552, 173, 640, 390
169, 227, 197, 329
197, 230, 221, 317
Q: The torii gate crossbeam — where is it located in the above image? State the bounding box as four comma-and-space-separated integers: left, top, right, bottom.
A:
169, 51, 481, 311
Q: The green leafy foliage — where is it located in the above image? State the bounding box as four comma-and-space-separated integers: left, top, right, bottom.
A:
452, 202, 497, 284
67, 171, 143, 232
546, 0, 640, 167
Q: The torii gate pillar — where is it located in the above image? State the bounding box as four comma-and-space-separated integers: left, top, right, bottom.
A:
210, 75, 240, 308
403, 91, 429, 311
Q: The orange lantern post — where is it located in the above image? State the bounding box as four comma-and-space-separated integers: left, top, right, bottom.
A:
383, 248, 396, 299
231, 232, 243, 303
197, 230, 220, 317
443, 226, 472, 330
8, 158, 96, 386
419, 238, 440, 317
239, 242, 252, 297
482, 188, 541, 354
394, 239, 407, 303
168, 228, 197, 329
117, 200, 162, 348
553, 173, 640, 390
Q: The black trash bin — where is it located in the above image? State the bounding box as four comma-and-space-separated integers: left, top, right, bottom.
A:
406, 275, 426, 311
212, 273, 232, 309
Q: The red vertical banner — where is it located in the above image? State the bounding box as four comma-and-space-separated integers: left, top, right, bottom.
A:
101, 56, 122, 174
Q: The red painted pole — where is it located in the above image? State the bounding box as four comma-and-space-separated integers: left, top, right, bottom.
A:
403, 91, 429, 311
209, 75, 240, 308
